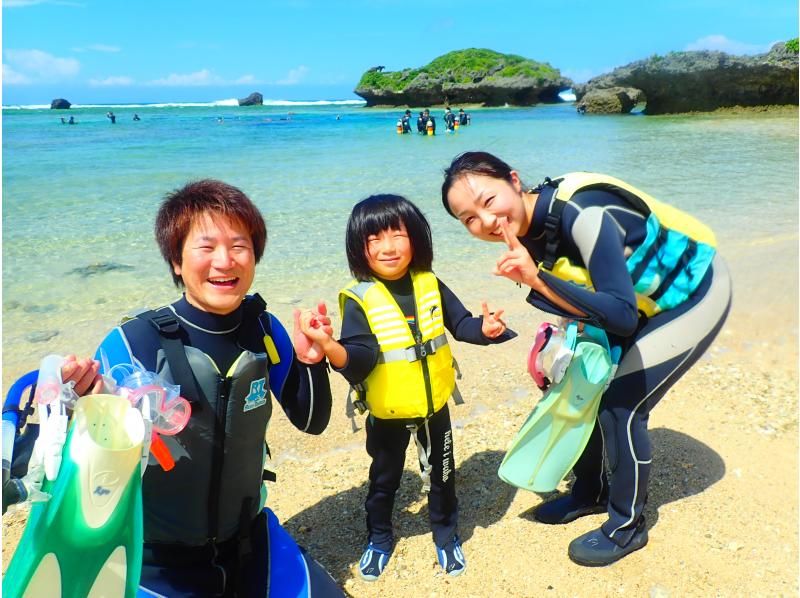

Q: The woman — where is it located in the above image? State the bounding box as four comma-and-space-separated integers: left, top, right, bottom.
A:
441, 151, 732, 566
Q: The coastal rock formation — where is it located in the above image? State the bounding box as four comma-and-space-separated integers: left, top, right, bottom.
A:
354, 48, 572, 107
238, 92, 263, 106
574, 41, 799, 115
578, 87, 643, 115
50, 98, 71, 109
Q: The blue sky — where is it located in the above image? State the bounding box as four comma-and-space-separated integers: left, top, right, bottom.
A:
2, 0, 797, 105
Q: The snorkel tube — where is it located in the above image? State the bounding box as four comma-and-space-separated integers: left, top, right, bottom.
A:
2, 370, 38, 513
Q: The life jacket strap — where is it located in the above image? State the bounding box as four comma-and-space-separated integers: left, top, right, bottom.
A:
542, 191, 567, 271
451, 358, 464, 405
378, 333, 448, 364
650, 239, 698, 302
346, 383, 367, 432
138, 309, 204, 405
629, 227, 669, 285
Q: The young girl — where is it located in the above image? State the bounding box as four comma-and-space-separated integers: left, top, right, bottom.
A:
298, 194, 515, 580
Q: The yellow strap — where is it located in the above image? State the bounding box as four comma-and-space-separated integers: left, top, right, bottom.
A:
264, 335, 280, 365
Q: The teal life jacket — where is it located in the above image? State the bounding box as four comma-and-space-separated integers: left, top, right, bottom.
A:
538, 173, 717, 317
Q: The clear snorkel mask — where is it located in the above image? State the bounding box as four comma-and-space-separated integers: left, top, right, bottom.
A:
527, 321, 577, 391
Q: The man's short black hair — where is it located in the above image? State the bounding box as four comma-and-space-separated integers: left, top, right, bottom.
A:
345, 194, 434, 281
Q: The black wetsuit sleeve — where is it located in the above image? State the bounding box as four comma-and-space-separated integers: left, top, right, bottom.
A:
526, 195, 639, 336
268, 315, 332, 435
439, 279, 517, 345
333, 297, 379, 385
276, 360, 332, 435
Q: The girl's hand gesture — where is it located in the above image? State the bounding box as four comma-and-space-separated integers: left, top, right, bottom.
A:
292, 301, 334, 364
481, 301, 507, 338
493, 217, 540, 289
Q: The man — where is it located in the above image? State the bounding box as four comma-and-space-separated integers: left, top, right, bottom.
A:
69, 179, 343, 596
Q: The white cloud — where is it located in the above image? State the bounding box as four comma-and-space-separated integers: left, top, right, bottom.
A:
276, 65, 309, 86
89, 75, 134, 87
4, 0, 84, 6
685, 35, 769, 55
2, 64, 30, 84
234, 74, 258, 85
147, 69, 223, 87
145, 69, 260, 87
73, 44, 121, 53
2, 49, 80, 84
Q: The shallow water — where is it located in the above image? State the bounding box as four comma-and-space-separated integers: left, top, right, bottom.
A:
3, 103, 797, 389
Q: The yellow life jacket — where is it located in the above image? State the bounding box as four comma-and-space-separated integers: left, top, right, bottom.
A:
339, 271, 455, 419
538, 173, 717, 318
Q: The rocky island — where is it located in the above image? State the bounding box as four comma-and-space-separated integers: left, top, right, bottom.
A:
354, 48, 572, 107
574, 40, 799, 114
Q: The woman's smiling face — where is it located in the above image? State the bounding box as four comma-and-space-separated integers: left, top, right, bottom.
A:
173, 212, 255, 314
445, 171, 530, 241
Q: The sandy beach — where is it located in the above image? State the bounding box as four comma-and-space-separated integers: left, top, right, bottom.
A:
3, 233, 797, 597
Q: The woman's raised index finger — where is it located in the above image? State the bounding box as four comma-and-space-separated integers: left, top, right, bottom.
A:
500, 218, 520, 250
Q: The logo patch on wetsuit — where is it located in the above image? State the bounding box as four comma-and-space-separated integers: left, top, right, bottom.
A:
243, 377, 268, 412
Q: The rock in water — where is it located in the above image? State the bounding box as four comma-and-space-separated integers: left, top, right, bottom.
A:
238, 92, 264, 106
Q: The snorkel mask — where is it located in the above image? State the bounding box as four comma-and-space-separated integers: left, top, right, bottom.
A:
527, 321, 577, 390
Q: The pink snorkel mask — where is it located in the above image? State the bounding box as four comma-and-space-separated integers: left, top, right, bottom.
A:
527, 321, 576, 390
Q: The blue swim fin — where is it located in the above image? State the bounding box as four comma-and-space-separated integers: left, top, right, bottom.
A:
498, 324, 614, 493
3, 394, 145, 598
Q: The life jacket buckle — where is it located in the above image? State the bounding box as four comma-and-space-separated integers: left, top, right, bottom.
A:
150, 312, 180, 335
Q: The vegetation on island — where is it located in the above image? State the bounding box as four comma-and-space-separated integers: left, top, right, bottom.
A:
786, 38, 799, 53
356, 48, 561, 92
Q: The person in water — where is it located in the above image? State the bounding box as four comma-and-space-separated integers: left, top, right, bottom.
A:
296, 194, 515, 581
401, 109, 413, 133
458, 108, 469, 126
63, 179, 344, 596
106, 111, 116, 124
443, 107, 456, 132
417, 111, 426, 134
422, 108, 436, 135
133, 113, 141, 121
441, 151, 731, 566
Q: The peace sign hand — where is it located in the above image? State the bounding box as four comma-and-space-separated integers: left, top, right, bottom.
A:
481, 300, 507, 338
492, 217, 540, 288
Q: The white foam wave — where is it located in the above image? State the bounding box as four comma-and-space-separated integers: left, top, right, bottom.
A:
262, 99, 366, 106
3, 98, 366, 110
2, 104, 51, 110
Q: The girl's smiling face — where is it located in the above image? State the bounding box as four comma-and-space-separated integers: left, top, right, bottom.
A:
173, 212, 255, 314
445, 171, 531, 241
365, 223, 413, 280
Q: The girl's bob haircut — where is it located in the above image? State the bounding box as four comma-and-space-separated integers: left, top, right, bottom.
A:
346, 194, 434, 281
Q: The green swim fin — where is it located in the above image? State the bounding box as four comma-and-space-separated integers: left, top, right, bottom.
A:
3, 394, 145, 598
498, 327, 613, 493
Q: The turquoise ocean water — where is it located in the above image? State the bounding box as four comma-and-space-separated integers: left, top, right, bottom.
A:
2, 100, 798, 389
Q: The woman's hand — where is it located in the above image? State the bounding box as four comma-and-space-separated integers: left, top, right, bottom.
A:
480, 301, 507, 338
292, 301, 334, 364
493, 218, 541, 289
60, 354, 104, 396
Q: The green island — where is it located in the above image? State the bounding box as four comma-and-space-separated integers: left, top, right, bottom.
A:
354, 48, 571, 107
